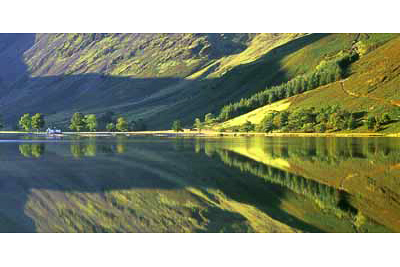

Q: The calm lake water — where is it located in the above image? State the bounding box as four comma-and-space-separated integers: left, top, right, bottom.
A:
0, 134, 399, 232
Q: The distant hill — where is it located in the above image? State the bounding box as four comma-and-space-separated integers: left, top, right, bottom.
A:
0, 33, 398, 130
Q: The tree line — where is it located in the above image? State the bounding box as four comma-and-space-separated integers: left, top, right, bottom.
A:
216, 52, 359, 122
14, 111, 147, 132
18, 113, 45, 131
69, 111, 147, 132
221, 105, 392, 133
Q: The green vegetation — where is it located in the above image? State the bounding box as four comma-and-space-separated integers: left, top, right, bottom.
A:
84, 114, 98, 132
0, 33, 399, 133
116, 117, 128, 132
172, 120, 183, 132
193, 118, 202, 132
106, 122, 115, 132
221, 105, 376, 133
19, 143, 45, 158
19, 113, 32, 131
216, 51, 359, 122
70, 112, 86, 132
31, 113, 45, 131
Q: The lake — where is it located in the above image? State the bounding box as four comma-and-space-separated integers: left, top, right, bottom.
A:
0, 134, 399, 232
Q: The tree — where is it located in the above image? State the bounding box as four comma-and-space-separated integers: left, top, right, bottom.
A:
381, 113, 391, 124
98, 111, 115, 130
31, 113, 45, 132
316, 123, 327, 133
106, 122, 116, 132
374, 120, 382, 132
194, 118, 202, 132
116, 117, 128, 132
366, 116, 376, 130
261, 118, 274, 133
241, 121, 255, 132
85, 114, 97, 132
204, 113, 215, 123
172, 120, 183, 132
0, 114, 3, 130
347, 114, 356, 130
19, 113, 31, 131
70, 112, 86, 132
277, 111, 289, 128
268, 92, 277, 103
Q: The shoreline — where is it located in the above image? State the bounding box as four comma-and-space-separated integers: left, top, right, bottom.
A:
1, 130, 398, 138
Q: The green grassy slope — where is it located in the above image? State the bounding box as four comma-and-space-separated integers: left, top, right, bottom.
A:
0, 33, 303, 128
217, 34, 400, 133
1, 33, 399, 130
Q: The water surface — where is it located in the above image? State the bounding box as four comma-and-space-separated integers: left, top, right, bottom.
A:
1, 134, 399, 232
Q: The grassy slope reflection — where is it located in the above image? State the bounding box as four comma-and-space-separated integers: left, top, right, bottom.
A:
4, 137, 297, 232
7, 136, 400, 232
201, 137, 400, 232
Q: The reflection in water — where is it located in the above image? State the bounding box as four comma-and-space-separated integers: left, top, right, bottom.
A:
3, 136, 400, 232
70, 138, 127, 158
193, 137, 400, 232
19, 143, 45, 158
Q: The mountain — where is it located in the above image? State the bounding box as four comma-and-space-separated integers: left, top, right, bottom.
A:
0, 33, 398, 130
215, 33, 400, 133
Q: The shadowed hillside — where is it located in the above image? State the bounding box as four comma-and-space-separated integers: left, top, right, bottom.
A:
0, 33, 317, 128
0, 33, 398, 130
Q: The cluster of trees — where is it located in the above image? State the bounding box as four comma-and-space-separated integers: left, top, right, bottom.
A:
221, 106, 393, 134
366, 113, 391, 131
217, 52, 359, 122
193, 113, 216, 131
70, 112, 127, 132
248, 106, 392, 133
18, 113, 45, 131
69, 112, 147, 132
257, 106, 359, 133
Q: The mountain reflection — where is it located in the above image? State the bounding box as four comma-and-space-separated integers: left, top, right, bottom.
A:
193, 137, 400, 232
6, 136, 400, 232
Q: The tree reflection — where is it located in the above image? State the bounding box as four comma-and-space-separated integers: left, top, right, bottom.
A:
19, 143, 46, 158
70, 139, 127, 158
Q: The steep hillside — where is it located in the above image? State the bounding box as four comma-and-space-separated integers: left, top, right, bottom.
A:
0, 33, 398, 130
217, 34, 400, 133
0, 33, 303, 129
